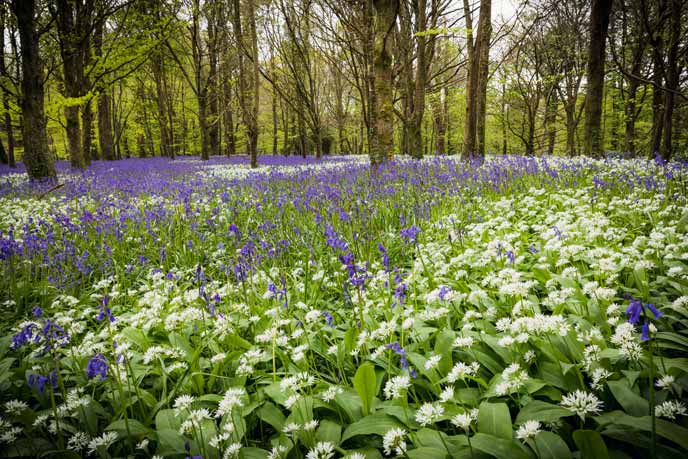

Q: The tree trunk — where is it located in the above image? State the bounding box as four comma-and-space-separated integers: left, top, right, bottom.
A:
461, 0, 477, 159
474, 0, 492, 157
660, 0, 680, 161
0, 10, 15, 167
409, 0, 426, 159
370, 0, 397, 166
56, 0, 92, 169
82, 101, 95, 161
583, 0, 613, 157
11, 0, 55, 180
94, 15, 115, 161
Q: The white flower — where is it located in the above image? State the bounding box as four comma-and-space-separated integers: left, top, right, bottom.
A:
384, 375, 411, 400
655, 400, 687, 420
656, 375, 675, 389
304, 420, 319, 431
382, 428, 407, 456
0, 426, 22, 444
173, 394, 195, 414
439, 386, 454, 402
345, 453, 366, 459
560, 390, 603, 420
87, 431, 118, 454
223, 443, 242, 459
516, 420, 541, 441
447, 361, 479, 383
424, 354, 441, 370
216, 388, 245, 417
267, 445, 289, 459
450, 408, 479, 431
415, 402, 444, 426
67, 432, 90, 451
320, 385, 343, 402
305, 441, 335, 459
453, 336, 475, 348
4, 400, 28, 415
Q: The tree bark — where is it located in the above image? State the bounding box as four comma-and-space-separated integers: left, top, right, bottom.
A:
461, 0, 477, 159
409, 0, 426, 159
475, 0, 492, 157
370, 0, 397, 166
583, 0, 613, 157
11, 0, 55, 180
0, 9, 15, 167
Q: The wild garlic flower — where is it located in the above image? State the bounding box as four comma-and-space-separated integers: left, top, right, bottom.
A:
560, 390, 603, 420
516, 420, 542, 441
382, 428, 407, 456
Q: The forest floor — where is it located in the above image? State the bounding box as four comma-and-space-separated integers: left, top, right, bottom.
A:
1, 155, 687, 459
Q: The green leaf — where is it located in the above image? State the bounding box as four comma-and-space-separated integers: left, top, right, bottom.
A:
470, 433, 529, 459
406, 447, 449, 459
534, 431, 572, 459
316, 419, 342, 444
341, 413, 404, 442
607, 379, 648, 417
155, 409, 180, 431
105, 418, 151, 437
155, 428, 187, 454
241, 447, 269, 459
515, 400, 573, 424
572, 430, 608, 459
596, 411, 688, 450
477, 401, 512, 440
353, 363, 377, 416
256, 402, 286, 431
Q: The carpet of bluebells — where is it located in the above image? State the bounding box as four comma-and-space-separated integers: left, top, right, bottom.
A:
0, 155, 687, 459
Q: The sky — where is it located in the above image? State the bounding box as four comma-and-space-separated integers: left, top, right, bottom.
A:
492, 0, 521, 21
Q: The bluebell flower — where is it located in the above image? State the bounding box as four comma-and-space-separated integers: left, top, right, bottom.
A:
32, 306, 43, 318
323, 311, 334, 327
641, 320, 650, 341
86, 353, 109, 380
625, 298, 643, 324
400, 225, 421, 243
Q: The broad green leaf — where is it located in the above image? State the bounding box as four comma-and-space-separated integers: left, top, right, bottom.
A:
534, 431, 572, 459
105, 418, 151, 437
155, 428, 187, 454
241, 447, 269, 459
572, 430, 608, 459
316, 419, 342, 444
256, 402, 286, 431
607, 379, 648, 417
515, 400, 573, 424
341, 413, 404, 442
406, 447, 449, 459
477, 401, 512, 440
470, 433, 529, 459
353, 363, 377, 416
155, 409, 180, 431
596, 411, 688, 450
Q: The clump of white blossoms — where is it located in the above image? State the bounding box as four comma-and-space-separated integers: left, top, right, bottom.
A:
382, 428, 407, 456
216, 388, 245, 417
416, 402, 445, 426
560, 390, 603, 420
447, 361, 480, 383
383, 375, 411, 400
655, 400, 687, 420
516, 420, 542, 441
87, 431, 118, 454
305, 441, 335, 459
496, 363, 529, 396
451, 408, 479, 431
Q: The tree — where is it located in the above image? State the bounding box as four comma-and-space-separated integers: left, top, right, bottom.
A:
11, 0, 55, 180
583, 0, 613, 157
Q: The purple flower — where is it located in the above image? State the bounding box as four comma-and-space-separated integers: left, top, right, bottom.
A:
646, 303, 663, 319
32, 306, 43, 318
625, 298, 643, 325
86, 353, 108, 380
506, 250, 515, 264
323, 311, 334, 326
400, 225, 421, 243
641, 320, 650, 341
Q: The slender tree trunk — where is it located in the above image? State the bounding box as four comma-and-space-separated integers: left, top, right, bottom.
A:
624, 77, 639, 153
650, 46, 664, 156
12, 0, 55, 179
370, 0, 397, 166
544, 86, 558, 154
660, 0, 680, 161
462, 0, 477, 159
409, 0, 427, 159
475, 0, 492, 156
583, 0, 613, 157
82, 101, 95, 161
0, 11, 15, 167
94, 16, 115, 161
